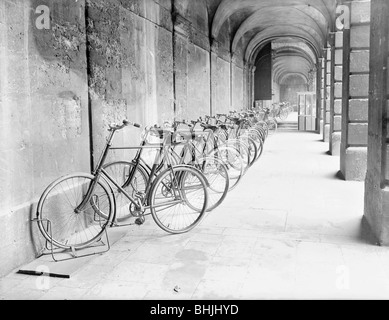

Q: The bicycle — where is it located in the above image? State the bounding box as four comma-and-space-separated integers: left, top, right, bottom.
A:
106, 121, 229, 214
35, 120, 209, 251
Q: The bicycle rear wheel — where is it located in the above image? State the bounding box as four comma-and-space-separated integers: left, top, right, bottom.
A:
208, 146, 244, 191
194, 156, 229, 212
149, 165, 208, 234
279, 108, 288, 121
36, 173, 114, 250
267, 118, 278, 135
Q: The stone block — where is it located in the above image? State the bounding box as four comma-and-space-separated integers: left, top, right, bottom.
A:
348, 123, 369, 145
335, 83, 343, 99
349, 99, 369, 121
331, 132, 342, 156
326, 101, 331, 113
324, 124, 330, 142
334, 99, 342, 115
350, 74, 369, 97
0, 205, 40, 277
351, 1, 371, 24
368, 189, 389, 245
350, 25, 370, 48
387, 146, 389, 180
335, 49, 343, 65
335, 66, 343, 82
327, 74, 332, 86
327, 87, 331, 99
350, 50, 370, 73
335, 31, 343, 48
334, 115, 342, 131
342, 147, 368, 181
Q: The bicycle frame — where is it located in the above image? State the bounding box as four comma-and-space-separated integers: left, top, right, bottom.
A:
76, 127, 184, 217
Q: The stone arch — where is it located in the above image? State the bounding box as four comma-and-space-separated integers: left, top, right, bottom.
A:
231, 5, 328, 55
245, 31, 321, 66
211, 0, 334, 41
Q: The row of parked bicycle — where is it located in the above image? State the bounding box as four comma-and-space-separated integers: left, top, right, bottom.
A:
34, 108, 280, 253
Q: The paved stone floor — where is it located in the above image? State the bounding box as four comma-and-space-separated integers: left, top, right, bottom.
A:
2, 126, 389, 300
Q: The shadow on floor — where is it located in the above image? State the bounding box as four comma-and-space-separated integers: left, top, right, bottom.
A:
335, 171, 345, 181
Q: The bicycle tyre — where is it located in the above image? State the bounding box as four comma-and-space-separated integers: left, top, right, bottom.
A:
208, 146, 244, 191
149, 165, 208, 234
36, 173, 114, 250
193, 156, 229, 212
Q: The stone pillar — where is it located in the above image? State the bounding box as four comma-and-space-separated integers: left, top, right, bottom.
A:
340, 0, 371, 181
243, 65, 249, 110
320, 58, 326, 136
210, 39, 218, 115
364, 0, 389, 245
324, 46, 331, 142
316, 62, 322, 133
331, 31, 344, 156
249, 65, 256, 109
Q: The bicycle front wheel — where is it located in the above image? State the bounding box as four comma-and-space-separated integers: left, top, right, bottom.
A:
36, 173, 114, 250
149, 166, 208, 234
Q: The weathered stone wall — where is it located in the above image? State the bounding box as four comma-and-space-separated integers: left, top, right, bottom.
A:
280, 76, 308, 106
0, 0, 246, 276
86, 0, 175, 163
0, 0, 89, 276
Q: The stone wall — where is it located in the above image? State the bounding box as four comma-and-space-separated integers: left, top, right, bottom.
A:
0, 0, 89, 277
0, 0, 246, 276
280, 75, 308, 106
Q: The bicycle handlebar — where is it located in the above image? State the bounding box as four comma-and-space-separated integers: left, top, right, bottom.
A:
109, 120, 142, 131
123, 120, 141, 128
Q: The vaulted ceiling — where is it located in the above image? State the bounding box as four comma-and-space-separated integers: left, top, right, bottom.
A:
204, 0, 337, 85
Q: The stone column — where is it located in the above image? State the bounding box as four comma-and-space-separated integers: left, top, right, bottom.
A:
331, 31, 344, 156
243, 64, 249, 110
340, 0, 371, 181
324, 46, 332, 143
364, 0, 389, 245
210, 39, 218, 115
250, 65, 256, 109
320, 58, 326, 136
316, 62, 323, 133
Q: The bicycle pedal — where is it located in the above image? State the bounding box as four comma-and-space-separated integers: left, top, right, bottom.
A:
135, 217, 145, 226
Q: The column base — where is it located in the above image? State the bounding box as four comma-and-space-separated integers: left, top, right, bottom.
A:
364, 187, 389, 246
340, 147, 367, 181
320, 120, 324, 137
324, 124, 330, 142
331, 132, 341, 156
